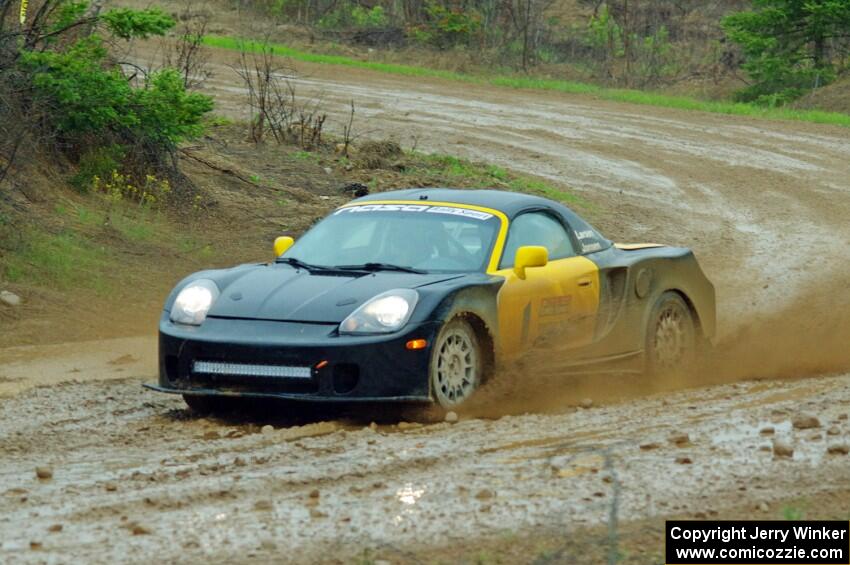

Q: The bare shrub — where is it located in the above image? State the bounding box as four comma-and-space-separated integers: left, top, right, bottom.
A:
232, 40, 328, 149
160, 1, 212, 90
506, 0, 557, 71
339, 100, 356, 157
0, 80, 26, 188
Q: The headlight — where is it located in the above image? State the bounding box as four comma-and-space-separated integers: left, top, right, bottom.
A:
339, 289, 418, 335
170, 279, 220, 326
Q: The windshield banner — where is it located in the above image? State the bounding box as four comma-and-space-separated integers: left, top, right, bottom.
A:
335, 204, 494, 221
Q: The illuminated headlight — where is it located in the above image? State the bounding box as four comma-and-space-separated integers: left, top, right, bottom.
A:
339, 289, 418, 335
169, 279, 220, 326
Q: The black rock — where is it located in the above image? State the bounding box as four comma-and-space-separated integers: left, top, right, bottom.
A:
340, 182, 369, 198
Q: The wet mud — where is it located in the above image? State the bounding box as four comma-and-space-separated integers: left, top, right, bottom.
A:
1, 364, 849, 563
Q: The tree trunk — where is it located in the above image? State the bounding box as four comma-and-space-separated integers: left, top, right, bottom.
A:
522, 0, 531, 71
623, 0, 631, 87
813, 35, 825, 68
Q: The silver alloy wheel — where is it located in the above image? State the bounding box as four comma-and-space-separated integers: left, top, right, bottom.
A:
432, 320, 480, 407
653, 305, 687, 369
648, 292, 695, 374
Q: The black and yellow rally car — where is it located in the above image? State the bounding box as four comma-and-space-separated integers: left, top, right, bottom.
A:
147, 188, 715, 411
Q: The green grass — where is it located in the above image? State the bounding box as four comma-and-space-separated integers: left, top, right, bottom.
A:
176, 235, 216, 261
405, 153, 586, 208
205, 36, 464, 81
781, 503, 806, 521
3, 231, 110, 291
77, 206, 106, 228
291, 150, 322, 163
204, 35, 850, 128
204, 114, 233, 127
111, 211, 158, 242
2, 201, 190, 293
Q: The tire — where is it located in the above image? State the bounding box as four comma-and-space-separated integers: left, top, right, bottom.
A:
429, 318, 482, 409
182, 394, 242, 414
645, 291, 697, 376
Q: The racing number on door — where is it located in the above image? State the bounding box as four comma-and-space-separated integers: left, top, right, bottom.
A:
493, 212, 600, 358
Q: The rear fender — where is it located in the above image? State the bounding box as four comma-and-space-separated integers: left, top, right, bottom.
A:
591, 247, 716, 355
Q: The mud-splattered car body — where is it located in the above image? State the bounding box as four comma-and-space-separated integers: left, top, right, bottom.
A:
147, 189, 715, 406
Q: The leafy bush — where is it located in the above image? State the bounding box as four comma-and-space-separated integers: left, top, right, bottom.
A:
634, 26, 678, 86
100, 7, 176, 39
20, 38, 130, 136
131, 70, 214, 144
2, 0, 213, 194
412, 3, 482, 48
70, 145, 126, 192
582, 6, 679, 86
318, 5, 388, 30
586, 6, 624, 58
19, 37, 211, 145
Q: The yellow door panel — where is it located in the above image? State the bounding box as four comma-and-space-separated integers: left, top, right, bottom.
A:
494, 256, 600, 359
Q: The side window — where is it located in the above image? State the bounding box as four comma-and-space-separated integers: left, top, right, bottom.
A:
500, 212, 576, 269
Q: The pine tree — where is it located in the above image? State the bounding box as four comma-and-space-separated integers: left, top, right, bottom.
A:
723, 0, 850, 104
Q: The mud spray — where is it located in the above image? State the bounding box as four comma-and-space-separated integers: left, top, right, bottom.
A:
465, 280, 850, 418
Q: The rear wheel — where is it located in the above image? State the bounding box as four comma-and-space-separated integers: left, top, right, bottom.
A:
645, 292, 696, 376
430, 318, 482, 409
182, 394, 243, 414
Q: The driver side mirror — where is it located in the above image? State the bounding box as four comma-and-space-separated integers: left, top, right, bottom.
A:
274, 236, 295, 257
513, 246, 548, 280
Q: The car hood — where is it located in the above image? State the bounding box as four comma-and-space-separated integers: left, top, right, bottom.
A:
206, 264, 462, 323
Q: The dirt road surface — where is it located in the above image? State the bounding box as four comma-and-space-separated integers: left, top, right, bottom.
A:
3, 48, 850, 563
2, 340, 850, 564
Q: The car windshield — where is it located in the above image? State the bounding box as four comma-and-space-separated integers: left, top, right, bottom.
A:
281, 204, 501, 273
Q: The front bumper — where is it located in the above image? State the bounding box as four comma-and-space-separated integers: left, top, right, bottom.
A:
146, 314, 441, 402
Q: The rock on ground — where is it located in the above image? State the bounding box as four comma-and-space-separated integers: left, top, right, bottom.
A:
773, 440, 794, 458
35, 467, 53, 480
827, 444, 849, 455
0, 291, 22, 307
792, 415, 821, 430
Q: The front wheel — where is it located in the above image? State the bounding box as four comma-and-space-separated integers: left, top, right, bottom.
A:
429, 318, 482, 409
645, 291, 697, 376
